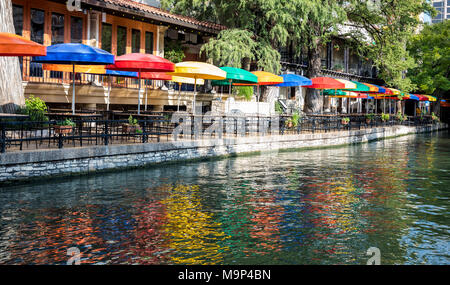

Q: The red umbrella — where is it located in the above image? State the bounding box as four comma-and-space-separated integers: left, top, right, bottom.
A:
306, 77, 346, 90
107, 53, 174, 114
0, 32, 46, 56
305, 77, 346, 113
140, 72, 173, 111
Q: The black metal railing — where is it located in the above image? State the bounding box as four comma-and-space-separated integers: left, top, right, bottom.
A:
0, 114, 438, 153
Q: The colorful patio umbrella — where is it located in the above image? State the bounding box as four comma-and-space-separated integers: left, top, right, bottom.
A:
306, 77, 345, 113
107, 53, 175, 114
335, 79, 357, 90
211, 67, 258, 88
34, 43, 115, 114
169, 61, 227, 114
306, 77, 345, 90
42, 64, 138, 111
171, 76, 205, 111
234, 71, 284, 114
0, 32, 46, 57
275, 74, 312, 87
139, 72, 172, 112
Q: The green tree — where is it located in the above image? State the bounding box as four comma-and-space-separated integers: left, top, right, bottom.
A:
407, 20, 450, 114
346, 0, 433, 93
161, 0, 347, 112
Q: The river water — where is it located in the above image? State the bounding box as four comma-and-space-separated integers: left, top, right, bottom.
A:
0, 131, 449, 265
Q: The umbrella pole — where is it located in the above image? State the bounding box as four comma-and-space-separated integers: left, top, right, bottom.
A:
193, 77, 197, 115
145, 80, 148, 112
177, 83, 181, 112
257, 85, 260, 116
138, 71, 142, 115
107, 75, 111, 111
72, 63, 76, 115
228, 80, 232, 113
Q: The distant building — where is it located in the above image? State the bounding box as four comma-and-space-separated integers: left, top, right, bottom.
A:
432, 0, 449, 23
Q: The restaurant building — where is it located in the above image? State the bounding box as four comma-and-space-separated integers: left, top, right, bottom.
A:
10, 0, 382, 114
10, 0, 226, 112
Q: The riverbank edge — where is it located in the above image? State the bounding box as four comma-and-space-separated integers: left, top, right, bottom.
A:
0, 123, 447, 185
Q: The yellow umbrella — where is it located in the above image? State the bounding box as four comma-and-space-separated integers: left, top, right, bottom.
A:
234, 71, 283, 115
424, 95, 437, 102
169, 62, 227, 114
171, 76, 205, 111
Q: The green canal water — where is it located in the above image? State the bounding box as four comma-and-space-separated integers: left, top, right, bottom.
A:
0, 131, 449, 265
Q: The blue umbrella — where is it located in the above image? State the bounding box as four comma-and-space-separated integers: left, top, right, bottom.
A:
275, 74, 312, 87
34, 43, 115, 114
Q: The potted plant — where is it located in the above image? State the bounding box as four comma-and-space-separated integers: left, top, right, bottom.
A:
286, 112, 300, 128
431, 112, 439, 122
365, 113, 375, 124
54, 118, 75, 134
381, 113, 390, 122
341, 117, 350, 125
396, 111, 407, 122
122, 115, 141, 133
332, 63, 344, 73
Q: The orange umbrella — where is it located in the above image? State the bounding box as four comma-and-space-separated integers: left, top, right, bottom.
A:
0, 32, 46, 56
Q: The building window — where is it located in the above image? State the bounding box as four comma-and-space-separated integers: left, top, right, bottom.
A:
12, 4, 23, 36
117, 26, 127, 56
433, 1, 443, 7
132, 29, 141, 53
30, 8, 45, 44
30, 9, 45, 77
145, 31, 154, 54
101, 23, 112, 53
71, 16, 83, 43
51, 13, 65, 44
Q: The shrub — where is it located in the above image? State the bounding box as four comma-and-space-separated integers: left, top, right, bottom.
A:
275, 101, 283, 114
18, 95, 48, 122
365, 113, 375, 120
291, 112, 300, 127
342, 117, 350, 123
381, 113, 390, 122
128, 115, 138, 126
234, 86, 254, 101
431, 112, 439, 122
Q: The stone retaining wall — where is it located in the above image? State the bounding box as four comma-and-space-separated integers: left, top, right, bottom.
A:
0, 124, 447, 184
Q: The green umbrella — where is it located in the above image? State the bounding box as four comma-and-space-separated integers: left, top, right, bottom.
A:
211, 67, 258, 96
323, 89, 347, 96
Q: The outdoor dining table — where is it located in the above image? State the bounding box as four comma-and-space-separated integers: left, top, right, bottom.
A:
46, 112, 102, 120
0, 113, 30, 120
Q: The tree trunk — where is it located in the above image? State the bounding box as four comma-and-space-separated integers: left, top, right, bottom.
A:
303, 45, 322, 113
0, 0, 25, 113
432, 89, 445, 115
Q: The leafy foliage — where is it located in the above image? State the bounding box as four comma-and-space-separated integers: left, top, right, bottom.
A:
18, 95, 48, 122
164, 40, 185, 64
407, 20, 450, 97
128, 115, 139, 126
57, 118, 76, 127
233, 86, 254, 101
346, 0, 433, 92
200, 29, 256, 68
